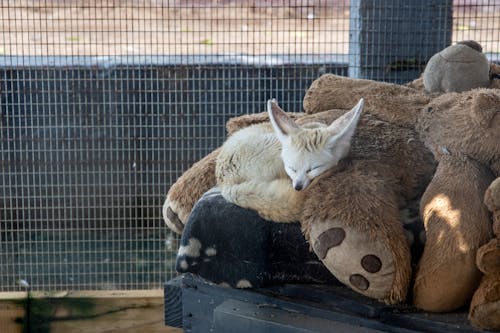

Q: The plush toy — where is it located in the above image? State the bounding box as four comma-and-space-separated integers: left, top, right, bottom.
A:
163, 42, 500, 327
469, 178, 500, 330
423, 40, 490, 93
164, 102, 436, 305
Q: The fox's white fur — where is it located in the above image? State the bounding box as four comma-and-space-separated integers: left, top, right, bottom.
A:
215, 98, 364, 222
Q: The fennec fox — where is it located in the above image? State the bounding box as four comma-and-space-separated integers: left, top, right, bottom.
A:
216, 98, 364, 222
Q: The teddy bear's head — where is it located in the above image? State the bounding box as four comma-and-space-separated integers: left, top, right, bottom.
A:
423, 41, 491, 93
416, 89, 500, 170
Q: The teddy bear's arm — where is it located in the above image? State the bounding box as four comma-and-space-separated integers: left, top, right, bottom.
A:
162, 148, 220, 234
302, 74, 429, 127
413, 155, 494, 312
301, 166, 412, 305
225, 111, 304, 135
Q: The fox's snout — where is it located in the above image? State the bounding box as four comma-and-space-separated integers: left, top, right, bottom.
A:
292, 177, 310, 191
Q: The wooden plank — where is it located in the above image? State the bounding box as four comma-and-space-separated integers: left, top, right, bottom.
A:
0, 290, 182, 333
0, 298, 25, 333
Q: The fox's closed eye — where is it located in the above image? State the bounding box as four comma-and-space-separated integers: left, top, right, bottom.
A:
307, 165, 323, 173
287, 166, 297, 173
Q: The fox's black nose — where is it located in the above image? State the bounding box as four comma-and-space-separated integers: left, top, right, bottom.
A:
294, 183, 303, 191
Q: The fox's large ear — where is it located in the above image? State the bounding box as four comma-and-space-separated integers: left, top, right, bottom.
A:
267, 99, 299, 142
326, 98, 364, 159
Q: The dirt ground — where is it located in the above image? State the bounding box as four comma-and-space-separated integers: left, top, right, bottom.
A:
1, 0, 499, 56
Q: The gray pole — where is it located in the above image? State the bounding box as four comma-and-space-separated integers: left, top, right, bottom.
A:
349, 0, 453, 83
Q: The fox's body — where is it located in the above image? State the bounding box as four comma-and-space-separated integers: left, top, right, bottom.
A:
215, 99, 364, 222
215, 121, 304, 222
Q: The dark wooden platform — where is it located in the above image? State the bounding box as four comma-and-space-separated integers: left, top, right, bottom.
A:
165, 274, 484, 333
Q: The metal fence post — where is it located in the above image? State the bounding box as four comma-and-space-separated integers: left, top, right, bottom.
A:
349, 0, 453, 83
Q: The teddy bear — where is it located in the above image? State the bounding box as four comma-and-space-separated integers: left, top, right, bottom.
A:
164, 101, 437, 305
422, 40, 491, 93
469, 177, 500, 330
302, 72, 500, 313
163, 42, 500, 327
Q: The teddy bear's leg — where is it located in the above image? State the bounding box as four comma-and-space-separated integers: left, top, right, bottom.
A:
162, 148, 220, 234
413, 155, 494, 312
469, 274, 500, 330
301, 169, 412, 305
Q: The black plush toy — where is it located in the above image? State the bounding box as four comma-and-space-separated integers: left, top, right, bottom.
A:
175, 188, 339, 288
175, 188, 424, 289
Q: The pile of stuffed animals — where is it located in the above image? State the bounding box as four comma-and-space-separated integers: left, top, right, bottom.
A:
163, 41, 500, 330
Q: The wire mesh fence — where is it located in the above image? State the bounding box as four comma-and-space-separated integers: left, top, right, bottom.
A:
0, 0, 499, 292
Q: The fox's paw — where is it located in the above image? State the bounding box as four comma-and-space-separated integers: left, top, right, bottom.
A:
162, 196, 187, 235
309, 221, 409, 304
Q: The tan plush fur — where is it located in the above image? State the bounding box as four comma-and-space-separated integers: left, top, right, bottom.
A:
304, 73, 500, 329
300, 112, 435, 304
225, 111, 305, 135
162, 148, 220, 234
163, 71, 500, 316
303, 74, 500, 312
468, 179, 500, 330
164, 99, 436, 304
303, 74, 431, 127
423, 42, 490, 93
469, 274, 500, 330
490, 63, 500, 89
485, 177, 500, 215
413, 155, 494, 311
476, 238, 500, 276
411, 89, 500, 312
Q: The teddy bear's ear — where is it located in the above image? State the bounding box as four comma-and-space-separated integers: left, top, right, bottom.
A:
471, 91, 500, 128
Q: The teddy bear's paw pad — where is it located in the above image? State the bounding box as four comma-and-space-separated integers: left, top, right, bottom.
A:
312, 227, 345, 259
162, 197, 185, 234
310, 222, 396, 301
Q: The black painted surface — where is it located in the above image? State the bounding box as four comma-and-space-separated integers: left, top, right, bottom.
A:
165, 274, 484, 333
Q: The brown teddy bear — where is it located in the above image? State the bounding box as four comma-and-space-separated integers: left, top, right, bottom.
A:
469, 177, 500, 330
303, 73, 500, 315
163, 43, 500, 327
423, 40, 491, 93
164, 101, 436, 305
